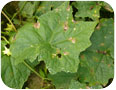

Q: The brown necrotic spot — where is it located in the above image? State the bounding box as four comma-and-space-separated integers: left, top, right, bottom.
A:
34, 22, 40, 29
67, 5, 70, 11
90, 6, 94, 10
64, 52, 69, 56
80, 55, 85, 59
68, 37, 76, 44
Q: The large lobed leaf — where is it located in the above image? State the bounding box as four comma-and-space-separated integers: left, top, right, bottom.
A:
11, 2, 97, 74
78, 18, 114, 86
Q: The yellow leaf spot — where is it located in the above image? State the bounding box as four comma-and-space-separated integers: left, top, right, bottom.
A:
94, 10, 97, 13
73, 27, 76, 31
52, 54, 56, 58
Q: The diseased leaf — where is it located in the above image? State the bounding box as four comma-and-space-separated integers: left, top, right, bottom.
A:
35, 1, 64, 16
78, 19, 114, 86
73, 1, 101, 20
11, 2, 97, 74
48, 72, 76, 89
89, 18, 114, 58
1, 56, 30, 88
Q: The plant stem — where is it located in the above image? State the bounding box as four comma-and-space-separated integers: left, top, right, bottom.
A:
1, 31, 9, 35
1, 36, 10, 44
23, 61, 44, 79
1, 11, 17, 32
23, 61, 51, 81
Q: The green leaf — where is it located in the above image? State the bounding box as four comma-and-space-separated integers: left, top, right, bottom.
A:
35, 1, 64, 16
78, 19, 114, 86
48, 72, 76, 89
73, 1, 101, 20
11, 2, 97, 74
69, 80, 86, 89
18, 1, 39, 17
1, 56, 30, 89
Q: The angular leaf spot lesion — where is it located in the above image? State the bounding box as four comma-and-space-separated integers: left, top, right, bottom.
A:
63, 22, 68, 31
63, 52, 69, 56
33, 22, 40, 29
55, 8, 59, 12
67, 5, 70, 11
68, 37, 76, 44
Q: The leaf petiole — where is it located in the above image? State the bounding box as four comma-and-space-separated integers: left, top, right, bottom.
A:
23, 61, 51, 81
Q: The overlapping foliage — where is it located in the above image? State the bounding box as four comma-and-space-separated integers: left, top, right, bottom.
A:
1, 1, 114, 89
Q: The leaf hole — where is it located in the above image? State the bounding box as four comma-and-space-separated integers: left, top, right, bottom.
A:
57, 53, 62, 58
51, 7, 53, 10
